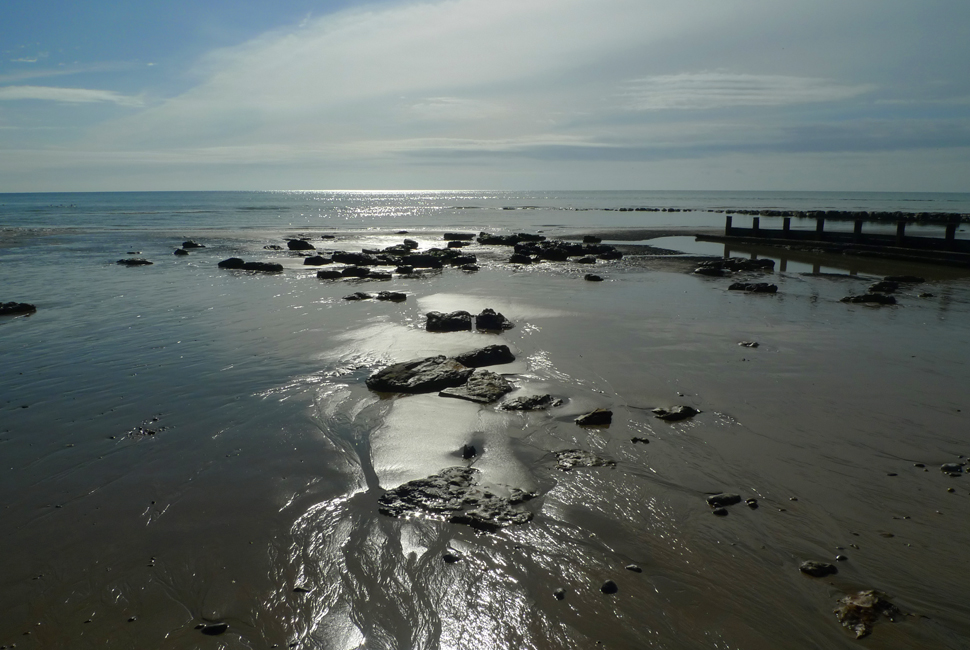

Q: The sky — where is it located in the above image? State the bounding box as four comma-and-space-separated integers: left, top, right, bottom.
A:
1, 0, 969, 192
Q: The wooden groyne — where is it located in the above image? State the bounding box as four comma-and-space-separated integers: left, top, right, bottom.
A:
697, 215, 970, 267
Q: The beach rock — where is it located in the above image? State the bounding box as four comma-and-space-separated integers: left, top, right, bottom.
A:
181, 241, 205, 249
598, 249, 623, 260
377, 467, 533, 531
461, 264, 479, 272
1, 302, 37, 316
884, 275, 924, 283
501, 394, 563, 411
706, 493, 742, 508
454, 344, 515, 367
475, 308, 514, 331
576, 256, 597, 264
631, 437, 649, 444
376, 291, 407, 302
509, 253, 533, 264
439, 370, 514, 403
403, 239, 419, 249
317, 269, 342, 279
303, 255, 332, 265
728, 282, 777, 293
426, 310, 473, 332
583, 235, 602, 243
287, 239, 315, 251
447, 241, 468, 248
343, 292, 372, 301
576, 409, 612, 426
653, 406, 700, 421
834, 590, 901, 639
366, 355, 474, 393
840, 294, 896, 305
331, 251, 376, 265
556, 449, 615, 471
442, 552, 462, 563
402, 254, 444, 269
868, 281, 898, 293
919, 292, 935, 298
739, 341, 759, 348
242, 261, 283, 272
369, 271, 393, 280
799, 561, 839, 577
199, 623, 229, 636
218, 257, 245, 269
625, 564, 642, 573
746, 498, 759, 509
584, 274, 604, 282
461, 444, 477, 459
341, 266, 371, 278
321, 234, 336, 239
553, 588, 566, 600
445, 232, 476, 241
712, 507, 728, 516
601, 580, 619, 594
174, 248, 189, 256
395, 265, 414, 275
940, 463, 963, 476
694, 266, 725, 277
117, 258, 153, 266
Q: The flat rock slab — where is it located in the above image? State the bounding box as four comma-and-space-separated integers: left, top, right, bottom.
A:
427, 310, 473, 332
439, 370, 513, 403
653, 406, 700, 421
1, 302, 37, 316
366, 355, 473, 393
834, 590, 901, 639
576, 409, 613, 426
117, 258, 153, 266
706, 493, 742, 508
728, 282, 777, 293
454, 344, 515, 367
378, 467, 533, 531
800, 561, 838, 577
344, 292, 371, 301
475, 308, 514, 330
556, 449, 615, 471
375, 291, 407, 302
841, 293, 896, 305
501, 394, 563, 411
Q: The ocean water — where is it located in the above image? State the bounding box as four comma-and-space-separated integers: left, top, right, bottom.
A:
2, 191, 970, 649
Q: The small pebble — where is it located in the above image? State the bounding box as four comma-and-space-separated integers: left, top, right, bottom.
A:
600, 580, 618, 594
887, 473, 897, 477
914, 463, 925, 468
128, 617, 136, 623
948, 487, 955, 493
789, 497, 798, 502
625, 564, 642, 573
835, 555, 848, 562
712, 507, 728, 516
553, 588, 566, 600
745, 498, 758, 509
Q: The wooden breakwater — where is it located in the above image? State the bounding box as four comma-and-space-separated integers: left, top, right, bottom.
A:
697, 215, 970, 266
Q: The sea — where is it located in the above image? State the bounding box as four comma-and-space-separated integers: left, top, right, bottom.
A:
2, 190, 970, 649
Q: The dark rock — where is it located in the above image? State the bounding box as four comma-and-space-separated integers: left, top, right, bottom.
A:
341, 266, 371, 278
694, 266, 725, 277
117, 258, 153, 266
403, 239, 419, 249
368, 271, 393, 280
475, 308, 513, 331
287, 239, 315, 251
712, 507, 728, 516
840, 294, 896, 305
321, 234, 336, 239
555, 449, 615, 471
728, 282, 777, 293
553, 588, 566, 600
395, 265, 414, 275
884, 275, 924, 283
343, 292, 372, 301
439, 370, 514, 403
241, 261, 283, 272
868, 281, 898, 293
653, 406, 700, 421
264, 244, 284, 250
218, 258, 245, 269
454, 344, 515, 367
200, 623, 229, 636
836, 555, 848, 562
331, 251, 376, 265
174, 248, 189, 256
181, 241, 205, 249
303, 255, 332, 266
461, 264, 479, 272
317, 270, 343, 279
598, 249, 623, 260
501, 394, 563, 410
461, 444, 477, 459
800, 561, 838, 577
427, 310, 473, 332
575, 256, 597, 264
584, 274, 604, 282
746, 498, 759, 509
941, 463, 963, 476
600, 580, 618, 594
447, 240, 467, 248
706, 493, 742, 508
445, 232, 475, 241
918, 292, 935, 298
583, 235, 602, 243
378, 467, 533, 531
739, 341, 759, 348
576, 409, 612, 426
402, 254, 443, 269
834, 590, 901, 639
375, 291, 407, 302
508, 253, 533, 264
0, 302, 37, 316
631, 437, 649, 444
366, 355, 473, 393
442, 552, 462, 563
625, 564, 642, 573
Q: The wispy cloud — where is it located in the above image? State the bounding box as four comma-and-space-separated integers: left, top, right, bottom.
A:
0, 85, 143, 106
10, 57, 39, 63
623, 73, 873, 110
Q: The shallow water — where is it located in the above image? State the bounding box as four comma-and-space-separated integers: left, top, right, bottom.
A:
2, 198, 970, 649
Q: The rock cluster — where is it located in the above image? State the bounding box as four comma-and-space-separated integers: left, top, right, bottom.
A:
1, 301, 37, 316
217, 258, 283, 272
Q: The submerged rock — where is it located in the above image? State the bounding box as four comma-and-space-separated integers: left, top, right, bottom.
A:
287, 239, 316, 251
584, 274, 604, 282
316, 269, 342, 279
501, 394, 563, 411
439, 370, 513, 403
181, 240, 205, 249
427, 310, 473, 332
377, 467, 533, 531
475, 308, 514, 330
174, 248, 189, 256
728, 282, 778, 293
341, 266, 371, 278
242, 261, 283, 272
653, 406, 700, 421
303, 255, 332, 266
375, 291, 407, 302
834, 590, 901, 639
343, 292, 372, 301
366, 355, 473, 393
1, 302, 37, 316
556, 449, 615, 471
706, 493, 742, 508
454, 344, 515, 367
444, 232, 475, 241
576, 409, 613, 426
117, 258, 153, 266
693, 266, 725, 277
799, 561, 839, 577
840, 294, 896, 305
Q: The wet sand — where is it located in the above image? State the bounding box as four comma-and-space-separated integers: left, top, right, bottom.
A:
2, 226, 970, 649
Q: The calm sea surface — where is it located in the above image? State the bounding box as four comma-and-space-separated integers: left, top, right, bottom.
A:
2, 191, 969, 649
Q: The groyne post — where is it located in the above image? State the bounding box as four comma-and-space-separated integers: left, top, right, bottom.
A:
816, 217, 825, 240
725, 215, 733, 235
854, 220, 863, 242
752, 217, 760, 236
946, 223, 957, 250
783, 217, 791, 236
896, 221, 906, 246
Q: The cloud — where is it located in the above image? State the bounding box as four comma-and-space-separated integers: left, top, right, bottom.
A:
622, 73, 873, 110
10, 57, 39, 63
0, 85, 143, 106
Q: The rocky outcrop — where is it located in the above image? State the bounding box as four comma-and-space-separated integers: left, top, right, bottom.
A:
444, 232, 475, 241
555, 449, 615, 471
475, 308, 513, 330
378, 467, 533, 531
575, 409, 612, 425
453, 344, 515, 367
1, 302, 37, 316
341, 266, 371, 278
174, 248, 189, 256
218, 258, 282, 272
343, 292, 372, 301
653, 406, 700, 421
426, 311, 473, 332
501, 394, 563, 410
303, 255, 332, 266
181, 241, 205, 249
366, 355, 473, 393
287, 239, 316, 251
439, 370, 513, 403
376, 291, 407, 302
